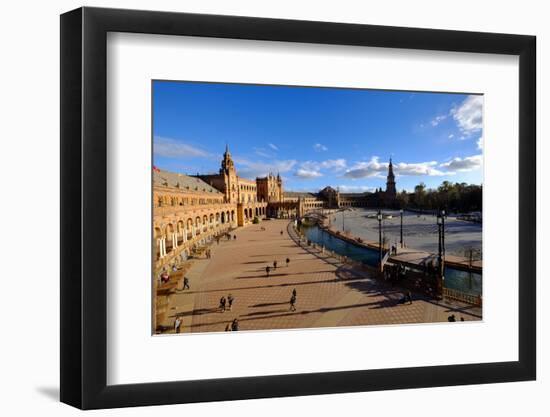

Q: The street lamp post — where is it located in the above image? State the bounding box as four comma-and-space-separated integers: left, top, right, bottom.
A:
400, 209, 404, 248
342, 209, 345, 232
437, 210, 445, 296
377, 210, 383, 270
441, 209, 446, 258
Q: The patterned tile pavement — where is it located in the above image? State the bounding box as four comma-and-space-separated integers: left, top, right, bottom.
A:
163, 219, 481, 334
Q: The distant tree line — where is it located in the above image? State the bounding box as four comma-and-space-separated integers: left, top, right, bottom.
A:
396, 181, 482, 213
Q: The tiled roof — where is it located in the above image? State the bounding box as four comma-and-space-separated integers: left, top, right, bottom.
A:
153, 169, 222, 194
284, 191, 319, 198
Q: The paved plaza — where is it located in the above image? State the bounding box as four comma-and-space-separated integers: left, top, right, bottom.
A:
163, 219, 481, 334
332, 209, 482, 258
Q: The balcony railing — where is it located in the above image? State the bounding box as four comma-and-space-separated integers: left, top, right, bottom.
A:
443, 287, 482, 306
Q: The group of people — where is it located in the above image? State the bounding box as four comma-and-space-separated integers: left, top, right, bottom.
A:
265, 258, 291, 277
204, 248, 212, 259
219, 293, 235, 312
159, 264, 181, 285
447, 314, 465, 322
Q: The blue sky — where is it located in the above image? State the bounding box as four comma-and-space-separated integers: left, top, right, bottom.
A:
153, 81, 483, 192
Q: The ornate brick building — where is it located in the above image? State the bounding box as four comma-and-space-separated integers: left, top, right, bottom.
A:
154, 145, 272, 269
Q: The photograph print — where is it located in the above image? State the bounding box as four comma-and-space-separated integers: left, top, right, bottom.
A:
152, 81, 483, 335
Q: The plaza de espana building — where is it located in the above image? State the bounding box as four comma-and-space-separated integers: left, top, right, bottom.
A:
153, 147, 397, 330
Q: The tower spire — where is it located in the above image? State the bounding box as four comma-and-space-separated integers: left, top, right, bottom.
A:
386, 157, 396, 198
220, 143, 235, 173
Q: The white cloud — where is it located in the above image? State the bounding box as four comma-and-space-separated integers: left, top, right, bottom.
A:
253, 148, 272, 158
439, 154, 482, 172
154, 136, 211, 158
337, 185, 376, 193
233, 157, 297, 179
431, 114, 447, 126
268, 143, 279, 151
451, 95, 483, 135
300, 159, 347, 173
294, 169, 323, 179
322, 159, 347, 171
343, 157, 387, 179
477, 136, 483, 150
448, 134, 454, 139
313, 143, 328, 152
395, 161, 447, 176
343, 156, 448, 178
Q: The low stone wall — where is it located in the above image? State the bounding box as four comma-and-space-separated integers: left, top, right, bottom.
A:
319, 222, 384, 252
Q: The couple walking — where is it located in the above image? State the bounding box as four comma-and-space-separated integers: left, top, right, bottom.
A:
219, 293, 235, 312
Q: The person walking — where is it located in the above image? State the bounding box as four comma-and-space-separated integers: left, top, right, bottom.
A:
286, 257, 290, 267
174, 317, 182, 333
234, 235, 237, 240
231, 318, 239, 331
265, 266, 271, 277
227, 294, 234, 311
225, 323, 231, 332
273, 260, 278, 270
406, 290, 413, 305
219, 296, 227, 312
290, 293, 297, 312
183, 276, 190, 290
280, 230, 284, 236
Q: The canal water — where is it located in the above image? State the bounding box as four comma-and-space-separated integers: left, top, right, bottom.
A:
302, 225, 482, 295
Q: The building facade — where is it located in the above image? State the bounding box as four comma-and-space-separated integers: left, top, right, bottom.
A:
256, 172, 283, 203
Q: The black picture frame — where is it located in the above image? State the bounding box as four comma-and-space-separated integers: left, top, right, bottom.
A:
60, 6, 536, 410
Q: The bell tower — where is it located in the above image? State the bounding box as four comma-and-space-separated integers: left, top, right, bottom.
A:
220, 144, 238, 203
220, 144, 235, 174
386, 158, 397, 198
